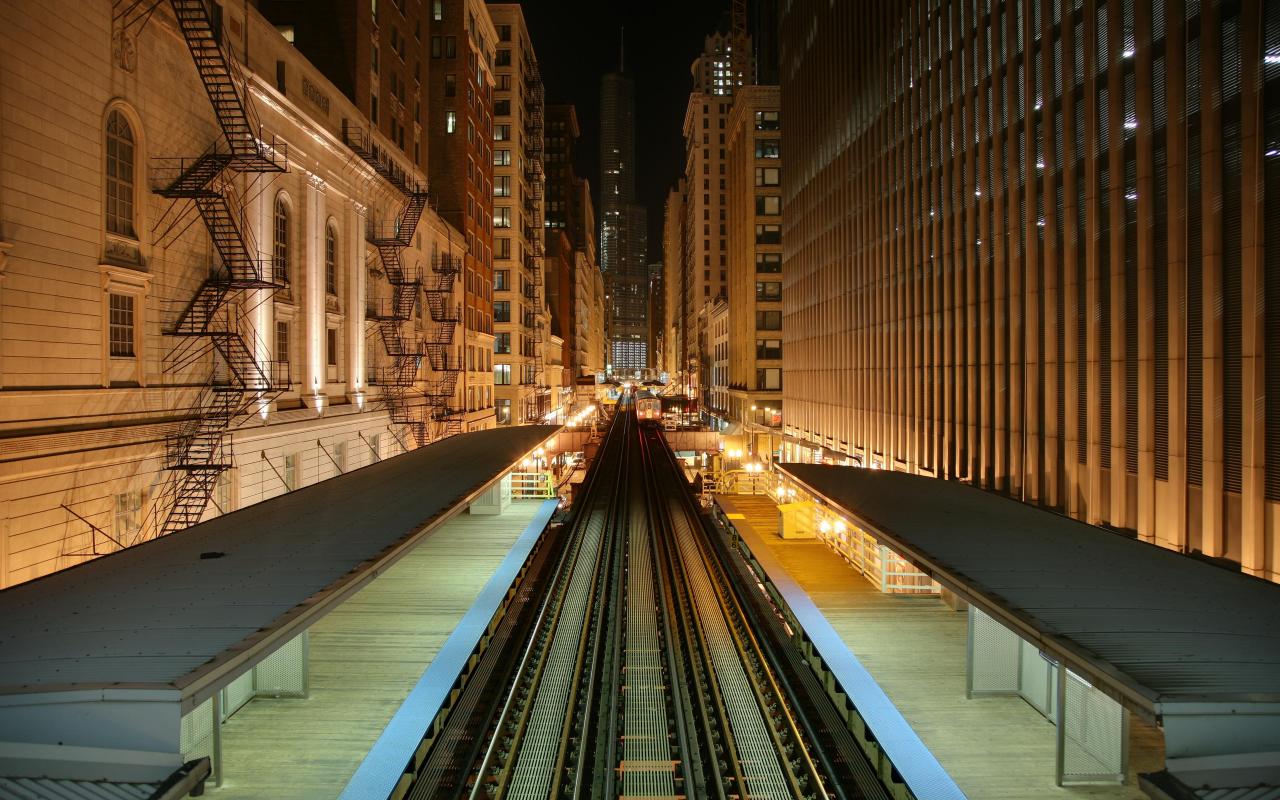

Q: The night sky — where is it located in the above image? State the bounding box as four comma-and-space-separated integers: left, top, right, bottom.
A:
519, 0, 731, 261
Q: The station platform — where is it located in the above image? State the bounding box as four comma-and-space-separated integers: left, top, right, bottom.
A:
211, 500, 553, 799
0, 426, 561, 789
714, 493, 1163, 800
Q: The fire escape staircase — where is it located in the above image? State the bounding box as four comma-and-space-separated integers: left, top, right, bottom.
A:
343, 122, 463, 445
146, 0, 288, 540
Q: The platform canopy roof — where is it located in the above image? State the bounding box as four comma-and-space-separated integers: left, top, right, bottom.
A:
777, 464, 1280, 778
0, 425, 560, 708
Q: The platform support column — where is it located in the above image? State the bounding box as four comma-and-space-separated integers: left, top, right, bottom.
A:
469, 475, 512, 516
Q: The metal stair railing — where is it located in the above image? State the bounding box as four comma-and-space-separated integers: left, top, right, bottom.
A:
142, 0, 289, 541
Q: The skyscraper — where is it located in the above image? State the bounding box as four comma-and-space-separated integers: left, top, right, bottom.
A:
779, 0, 1280, 578
599, 67, 649, 371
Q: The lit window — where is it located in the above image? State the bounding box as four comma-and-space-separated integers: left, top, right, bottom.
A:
446, 110, 457, 133
494, 363, 511, 384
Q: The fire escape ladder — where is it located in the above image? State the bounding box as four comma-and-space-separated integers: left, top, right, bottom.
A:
344, 115, 462, 442
148, 0, 288, 540
169, 0, 279, 166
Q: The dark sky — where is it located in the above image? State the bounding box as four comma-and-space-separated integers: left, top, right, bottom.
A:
519, 0, 731, 262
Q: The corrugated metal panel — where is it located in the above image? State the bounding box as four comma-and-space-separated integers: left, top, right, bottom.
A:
0, 426, 560, 696
779, 464, 1280, 705
0, 778, 155, 800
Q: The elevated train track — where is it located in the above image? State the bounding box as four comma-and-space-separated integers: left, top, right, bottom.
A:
395, 407, 896, 799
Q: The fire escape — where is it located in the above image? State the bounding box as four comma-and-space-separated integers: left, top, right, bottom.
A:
117, 0, 288, 540
524, 60, 549, 422
342, 122, 463, 446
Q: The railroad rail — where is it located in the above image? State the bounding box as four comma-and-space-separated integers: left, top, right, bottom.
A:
393, 406, 898, 799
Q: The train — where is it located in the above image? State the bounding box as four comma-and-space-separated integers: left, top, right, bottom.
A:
635, 390, 663, 424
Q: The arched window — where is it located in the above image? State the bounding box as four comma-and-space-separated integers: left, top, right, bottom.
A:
273, 197, 290, 284
106, 110, 136, 237
325, 224, 338, 295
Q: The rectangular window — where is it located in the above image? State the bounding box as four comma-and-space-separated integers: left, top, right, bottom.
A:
756, 367, 782, 391
108, 293, 135, 357
754, 167, 781, 186
444, 36, 456, 58
752, 252, 783, 271
495, 237, 512, 259
494, 123, 511, 141
495, 49, 511, 66
496, 398, 512, 424
283, 453, 298, 491
494, 149, 511, 166
494, 206, 511, 227
432, 0, 441, 20
445, 110, 457, 133
755, 224, 782, 244
444, 74, 456, 97
494, 99, 511, 116
494, 175, 511, 197
275, 320, 290, 367
326, 328, 338, 367
754, 110, 779, 130
494, 270, 510, 291
369, 433, 382, 462
498, 24, 511, 42
114, 490, 144, 541
494, 300, 511, 322
755, 310, 782, 330
754, 139, 780, 158
431, 36, 441, 58
756, 338, 782, 359
213, 470, 232, 513
494, 363, 511, 384
755, 281, 782, 301
755, 195, 781, 216
494, 332, 511, 353
497, 73, 511, 91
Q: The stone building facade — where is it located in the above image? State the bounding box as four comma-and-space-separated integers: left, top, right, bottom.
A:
0, 0, 467, 587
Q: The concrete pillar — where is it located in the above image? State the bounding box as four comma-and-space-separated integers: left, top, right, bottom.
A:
1199, 4, 1225, 557
1084, 0, 1105, 525
1135, 0, 1157, 542
244, 176, 273, 420
347, 200, 367, 407
303, 173, 326, 410
1238, 0, 1267, 575
1163, 0, 1189, 553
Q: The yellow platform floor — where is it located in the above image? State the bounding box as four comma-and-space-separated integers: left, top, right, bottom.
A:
717, 493, 1163, 800
208, 500, 548, 799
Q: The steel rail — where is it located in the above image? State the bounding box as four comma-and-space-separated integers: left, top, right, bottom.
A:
503, 412, 629, 800
640, 425, 746, 799
648, 427, 827, 799
464, 411, 627, 800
